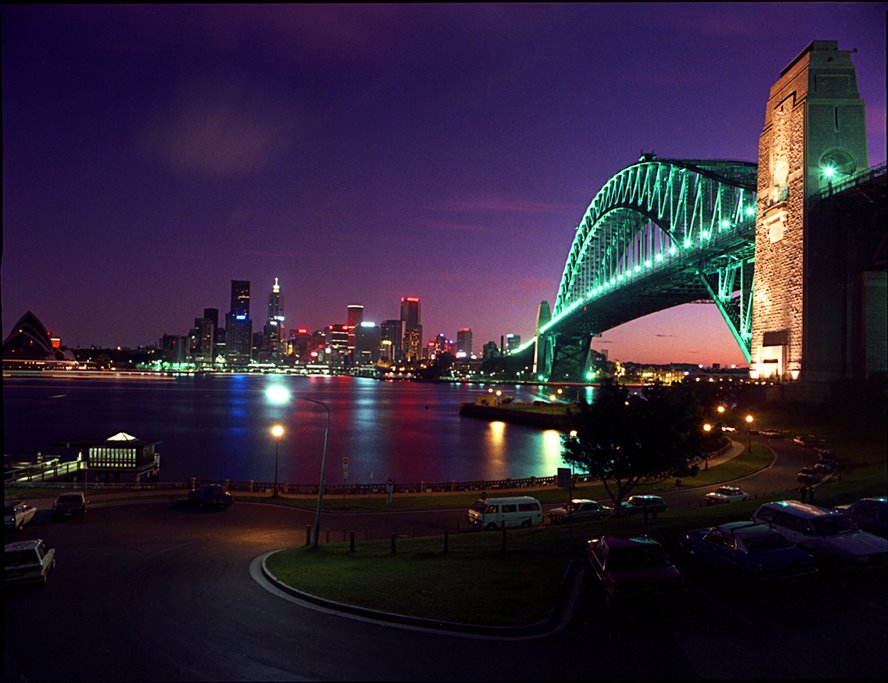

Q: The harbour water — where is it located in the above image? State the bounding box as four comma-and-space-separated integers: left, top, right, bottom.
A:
3, 375, 595, 485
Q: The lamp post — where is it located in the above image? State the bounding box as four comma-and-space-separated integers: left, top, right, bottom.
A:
745, 414, 754, 453
298, 397, 332, 548
271, 424, 284, 497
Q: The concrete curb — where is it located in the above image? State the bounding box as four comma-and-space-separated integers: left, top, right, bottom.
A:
258, 550, 585, 639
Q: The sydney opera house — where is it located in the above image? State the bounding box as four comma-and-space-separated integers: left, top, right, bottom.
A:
2, 311, 79, 371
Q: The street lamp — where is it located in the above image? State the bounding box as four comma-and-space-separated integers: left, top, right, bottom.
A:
271, 424, 284, 497
745, 414, 754, 452
297, 398, 332, 548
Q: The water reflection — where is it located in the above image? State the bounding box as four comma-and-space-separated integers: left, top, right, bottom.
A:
2, 375, 595, 485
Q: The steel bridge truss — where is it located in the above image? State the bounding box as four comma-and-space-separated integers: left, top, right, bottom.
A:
535, 158, 758, 380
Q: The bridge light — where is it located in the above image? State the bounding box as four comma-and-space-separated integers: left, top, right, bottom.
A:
744, 206, 756, 217
655, 253, 664, 262
720, 219, 731, 229
645, 260, 652, 268
701, 230, 711, 240
822, 164, 836, 178
669, 246, 677, 255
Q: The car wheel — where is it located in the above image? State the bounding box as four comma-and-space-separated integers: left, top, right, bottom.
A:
521, 519, 530, 528
485, 523, 498, 531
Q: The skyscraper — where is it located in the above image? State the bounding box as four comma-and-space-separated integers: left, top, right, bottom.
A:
456, 328, 473, 358
400, 296, 422, 362
225, 280, 252, 367
380, 319, 404, 363
265, 278, 285, 361
346, 304, 364, 359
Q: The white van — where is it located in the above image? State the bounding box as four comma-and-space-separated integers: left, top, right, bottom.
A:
466, 496, 543, 530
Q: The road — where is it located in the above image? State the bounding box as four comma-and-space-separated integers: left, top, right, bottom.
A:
4, 437, 886, 681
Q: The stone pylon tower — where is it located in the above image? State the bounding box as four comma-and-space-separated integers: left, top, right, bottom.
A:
750, 41, 868, 387
533, 300, 552, 378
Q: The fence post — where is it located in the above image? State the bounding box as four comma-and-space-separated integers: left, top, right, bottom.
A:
325, 529, 330, 544
305, 525, 311, 546
444, 529, 449, 553
390, 533, 396, 555
349, 531, 355, 553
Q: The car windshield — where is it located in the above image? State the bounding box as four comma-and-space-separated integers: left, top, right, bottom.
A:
810, 515, 857, 536
607, 546, 670, 570
744, 533, 794, 553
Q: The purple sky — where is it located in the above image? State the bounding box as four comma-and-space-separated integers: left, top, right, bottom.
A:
2, 4, 885, 366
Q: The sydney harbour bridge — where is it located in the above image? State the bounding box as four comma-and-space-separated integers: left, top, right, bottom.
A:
520, 41, 886, 398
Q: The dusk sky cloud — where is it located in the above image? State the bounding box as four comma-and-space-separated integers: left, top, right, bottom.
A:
2, 4, 885, 366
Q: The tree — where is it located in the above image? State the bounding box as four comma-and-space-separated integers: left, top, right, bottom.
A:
561, 380, 705, 515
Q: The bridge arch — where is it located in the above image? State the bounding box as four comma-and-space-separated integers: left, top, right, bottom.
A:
534, 157, 758, 381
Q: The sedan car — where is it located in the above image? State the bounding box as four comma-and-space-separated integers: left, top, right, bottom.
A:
703, 486, 750, 506
4, 502, 37, 531
548, 499, 612, 524
834, 497, 888, 538
51, 492, 88, 519
682, 522, 818, 582
188, 484, 234, 510
796, 468, 821, 485
5, 539, 56, 586
586, 535, 685, 603
619, 495, 667, 515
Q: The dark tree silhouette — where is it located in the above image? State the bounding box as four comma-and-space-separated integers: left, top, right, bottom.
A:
561, 380, 705, 514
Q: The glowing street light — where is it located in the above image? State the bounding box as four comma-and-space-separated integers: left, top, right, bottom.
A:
745, 414, 754, 452
271, 424, 284, 497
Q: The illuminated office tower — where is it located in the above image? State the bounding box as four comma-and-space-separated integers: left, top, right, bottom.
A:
346, 304, 364, 358
456, 328, 473, 358
264, 278, 286, 361
225, 280, 252, 367
505, 334, 521, 353
380, 319, 404, 362
400, 296, 422, 362
354, 321, 381, 364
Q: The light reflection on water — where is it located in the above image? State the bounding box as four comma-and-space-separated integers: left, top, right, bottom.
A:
3, 375, 592, 485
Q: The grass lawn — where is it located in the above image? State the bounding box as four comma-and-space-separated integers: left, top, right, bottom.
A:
263, 399, 887, 627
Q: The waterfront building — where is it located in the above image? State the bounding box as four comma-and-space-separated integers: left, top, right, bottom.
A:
287, 328, 312, 364
326, 324, 349, 368
225, 280, 252, 368
160, 334, 189, 365
264, 278, 286, 362
51, 432, 161, 483
482, 340, 499, 361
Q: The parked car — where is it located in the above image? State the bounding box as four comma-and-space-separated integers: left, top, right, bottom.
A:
796, 468, 821, 485
619, 495, 667, 515
834, 497, 888, 538
585, 535, 685, 603
752, 501, 888, 572
188, 484, 234, 510
52, 492, 88, 519
4, 539, 56, 586
792, 435, 820, 448
703, 486, 750, 506
814, 459, 838, 475
682, 521, 818, 582
759, 430, 783, 439
4, 502, 37, 531
548, 499, 612, 524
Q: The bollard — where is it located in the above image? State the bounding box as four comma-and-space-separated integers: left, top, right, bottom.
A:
444, 529, 449, 553
390, 533, 396, 554
305, 525, 311, 546
349, 531, 355, 553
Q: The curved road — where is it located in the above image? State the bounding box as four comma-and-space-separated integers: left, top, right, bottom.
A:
4, 438, 886, 681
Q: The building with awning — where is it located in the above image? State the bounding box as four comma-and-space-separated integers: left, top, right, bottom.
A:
52, 432, 161, 483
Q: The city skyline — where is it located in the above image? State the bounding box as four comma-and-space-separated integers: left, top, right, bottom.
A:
2, 4, 886, 366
